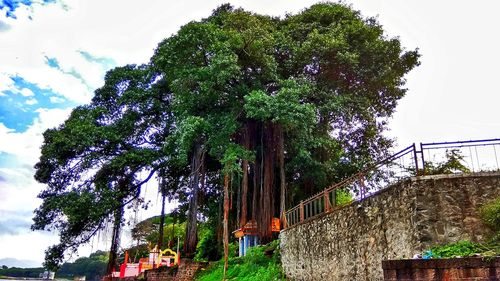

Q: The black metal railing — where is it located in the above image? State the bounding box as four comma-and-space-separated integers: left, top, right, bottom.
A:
420, 138, 500, 173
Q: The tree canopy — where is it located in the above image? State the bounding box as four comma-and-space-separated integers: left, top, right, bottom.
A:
33, 2, 419, 270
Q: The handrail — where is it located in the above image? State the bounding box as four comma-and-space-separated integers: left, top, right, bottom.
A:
284, 144, 417, 228
421, 138, 500, 146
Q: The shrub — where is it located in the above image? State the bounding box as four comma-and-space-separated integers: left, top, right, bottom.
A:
479, 197, 500, 232
422, 149, 470, 175
335, 188, 353, 205
195, 227, 222, 261
426, 241, 485, 258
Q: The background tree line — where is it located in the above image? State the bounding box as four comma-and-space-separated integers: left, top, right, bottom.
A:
0, 251, 107, 281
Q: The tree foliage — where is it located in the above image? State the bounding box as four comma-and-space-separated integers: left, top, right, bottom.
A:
32, 65, 173, 270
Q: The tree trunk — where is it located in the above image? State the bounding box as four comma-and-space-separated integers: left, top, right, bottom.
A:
240, 124, 250, 227
258, 122, 275, 243
241, 159, 248, 227
223, 173, 230, 279
278, 126, 286, 226
158, 191, 166, 249
252, 161, 260, 221
170, 213, 175, 249
184, 144, 202, 256
236, 178, 241, 227
106, 205, 124, 275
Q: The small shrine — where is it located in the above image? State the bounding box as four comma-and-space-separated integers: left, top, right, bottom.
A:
112, 244, 180, 278
232, 218, 280, 256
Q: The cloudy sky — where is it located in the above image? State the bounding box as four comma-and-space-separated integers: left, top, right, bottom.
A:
1, 0, 499, 267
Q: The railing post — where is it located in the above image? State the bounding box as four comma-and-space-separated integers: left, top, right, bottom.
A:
358, 173, 366, 199
324, 190, 331, 212
332, 189, 336, 208
299, 201, 304, 222
282, 211, 288, 229
420, 142, 426, 175
412, 143, 419, 175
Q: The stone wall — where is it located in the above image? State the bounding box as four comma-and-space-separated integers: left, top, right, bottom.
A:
280, 172, 500, 281
382, 257, 500, 280
173, 260, 207, 281
142, 260, 207, 281
143, 265, 177, 281
113, 259, 207, 281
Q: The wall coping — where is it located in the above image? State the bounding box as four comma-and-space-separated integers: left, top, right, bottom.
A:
382, 257, 500, 270
410, 171, 500, 181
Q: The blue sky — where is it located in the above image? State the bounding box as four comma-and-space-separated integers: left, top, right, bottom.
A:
1, 0, 55, 19
0, 0, 73, 133
1, 0, 500, 268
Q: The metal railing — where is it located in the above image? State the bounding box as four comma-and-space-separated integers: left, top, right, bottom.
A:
283, 138, 500, 229
420, 138, 500, 173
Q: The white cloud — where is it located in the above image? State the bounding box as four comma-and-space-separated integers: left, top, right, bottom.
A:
0, 73, 15, 93
19, 88, 35, 97
0, 231, 58, 264
0, 107, 72, 216
49, 96, 65, 103
0, 106, 73, 264
0, 108, 72, 165
1, 0, 323, 105
25, 98, 38, 105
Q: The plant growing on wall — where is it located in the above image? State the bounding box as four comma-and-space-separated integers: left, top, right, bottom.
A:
424, 197, 500, 259
422, 149, 471, 175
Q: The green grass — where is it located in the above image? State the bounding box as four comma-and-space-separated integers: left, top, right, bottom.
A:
195, 240, 285, 281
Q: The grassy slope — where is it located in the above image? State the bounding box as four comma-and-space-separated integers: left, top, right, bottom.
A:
195, 240, 285, 281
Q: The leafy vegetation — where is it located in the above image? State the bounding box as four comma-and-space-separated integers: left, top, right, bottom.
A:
335, 188, 353, 206
194, 226, 222, 262
195, 240, 283, 281
57, 251, 108, 280
425, 240, 498, 259
0, 267, 45, 278
421, 149, 471, 175
131, 215, 186, 251
479, 196, 500, 232
480, 196, 500, 247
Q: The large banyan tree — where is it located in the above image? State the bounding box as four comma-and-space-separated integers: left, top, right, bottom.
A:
33, 2, 419, 271
151, 2, 419, 248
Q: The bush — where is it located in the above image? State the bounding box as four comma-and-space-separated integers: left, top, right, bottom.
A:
425, 241, 485, 258
335, 188, 353, 205
195, 227, 222, 261
422, 149, 470, 175
479, 197, 500, 232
